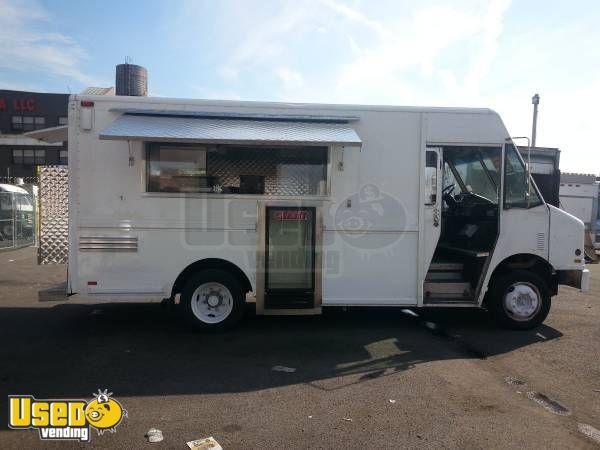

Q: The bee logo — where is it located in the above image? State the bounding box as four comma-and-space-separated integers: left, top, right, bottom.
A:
9, 388, 127, 441
84, 389, 127, 435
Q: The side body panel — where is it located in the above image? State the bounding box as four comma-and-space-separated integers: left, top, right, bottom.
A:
548, 205, 585, 271
322, 111, 421, 305
67, 96, 511, 306
477, 205, 550, 303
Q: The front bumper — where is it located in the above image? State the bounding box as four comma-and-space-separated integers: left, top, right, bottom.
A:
557, 269, 590, 292
581, 268, 590, 292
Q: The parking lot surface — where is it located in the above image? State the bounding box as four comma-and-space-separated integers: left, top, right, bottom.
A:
0, 247, 598, 449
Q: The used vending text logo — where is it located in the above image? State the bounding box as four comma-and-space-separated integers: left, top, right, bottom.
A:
8, 389, 127, 442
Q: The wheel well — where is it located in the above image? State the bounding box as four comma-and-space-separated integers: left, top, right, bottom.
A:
171, 259, 253, 298
488, 254, 557, 296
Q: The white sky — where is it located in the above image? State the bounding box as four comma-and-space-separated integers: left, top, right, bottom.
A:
1, 0, 598, 174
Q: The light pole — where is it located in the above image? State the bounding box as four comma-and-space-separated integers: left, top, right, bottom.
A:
531, 93, 540, 147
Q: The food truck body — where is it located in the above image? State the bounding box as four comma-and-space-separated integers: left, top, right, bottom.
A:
64, 95, 589, 330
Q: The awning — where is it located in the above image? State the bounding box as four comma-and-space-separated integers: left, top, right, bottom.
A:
24, 125, 68, 144
99, 114, 362, 147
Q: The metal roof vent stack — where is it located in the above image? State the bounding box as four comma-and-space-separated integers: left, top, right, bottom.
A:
115, 63, 148, 96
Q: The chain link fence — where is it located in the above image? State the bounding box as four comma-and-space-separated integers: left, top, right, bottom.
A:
0, 168, 69, 260
0, 190, 36, 250
0, 176, 38, 185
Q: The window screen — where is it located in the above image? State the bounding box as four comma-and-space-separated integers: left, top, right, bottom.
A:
146, 143, 328, 195
147, 145, 209, 193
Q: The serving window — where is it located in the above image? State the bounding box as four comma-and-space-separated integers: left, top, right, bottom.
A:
146, 143, 328, 196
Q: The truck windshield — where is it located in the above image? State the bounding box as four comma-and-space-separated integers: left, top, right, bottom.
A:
445, 147, 500, 203
504, 144, 543, 208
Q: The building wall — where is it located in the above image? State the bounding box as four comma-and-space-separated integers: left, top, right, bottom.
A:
0, 145, 64, 178
0, 90, 69, 180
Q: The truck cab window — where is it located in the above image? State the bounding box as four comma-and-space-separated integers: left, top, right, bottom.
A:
504, 144, 542, 209
444, 147, 499, 204
437, 146, 501, 256
443, 161, 458, 193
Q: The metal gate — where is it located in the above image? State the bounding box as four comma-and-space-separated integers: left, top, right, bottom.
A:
38, 166, 69, 264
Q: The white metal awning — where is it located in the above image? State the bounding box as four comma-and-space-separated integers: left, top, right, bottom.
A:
24, 125, 68, 144
99, 114, 362, 147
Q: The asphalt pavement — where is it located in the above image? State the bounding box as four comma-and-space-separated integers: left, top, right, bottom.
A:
0, 247, 598, 449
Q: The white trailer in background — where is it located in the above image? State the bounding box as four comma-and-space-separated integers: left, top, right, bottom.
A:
50, 94, 589, 330
559, 173, 599, 250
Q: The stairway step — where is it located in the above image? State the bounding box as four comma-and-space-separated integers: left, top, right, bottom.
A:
424, 281, 472, 297
425, 271, 464, 281
429, 262, 463, 272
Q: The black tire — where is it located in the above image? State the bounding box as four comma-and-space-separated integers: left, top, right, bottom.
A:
487, 270, 551, 330
180, 269, 245, 332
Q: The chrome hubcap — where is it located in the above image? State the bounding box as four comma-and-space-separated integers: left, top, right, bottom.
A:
207, 294, 221, 308
503, 282, 541, 321
191, 282, 233, 324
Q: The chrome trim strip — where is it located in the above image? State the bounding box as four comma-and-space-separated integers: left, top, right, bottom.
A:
79, 236, 138, 252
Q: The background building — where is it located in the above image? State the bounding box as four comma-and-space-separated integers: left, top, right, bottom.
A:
0, 90, 69, 182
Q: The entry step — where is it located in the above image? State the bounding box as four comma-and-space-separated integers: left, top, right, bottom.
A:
424, 281, 472, 298
429, 262, 463, 272
426, 271, 463, 281
437, 244, 489, 258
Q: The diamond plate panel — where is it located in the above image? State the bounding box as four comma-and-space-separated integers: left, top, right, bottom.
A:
208, 150, 325, 196
100, 115, 362, 146
38, 166, 69, 264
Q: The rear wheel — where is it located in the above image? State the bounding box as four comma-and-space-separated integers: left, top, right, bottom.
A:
180, 269, 245, 331
487, 270, 551, 330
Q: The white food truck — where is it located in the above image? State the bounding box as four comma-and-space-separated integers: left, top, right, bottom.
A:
59, 94, 590, 330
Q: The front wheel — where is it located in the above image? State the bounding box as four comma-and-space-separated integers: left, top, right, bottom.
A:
180, 269, 245, 331
487, 270, 551, 330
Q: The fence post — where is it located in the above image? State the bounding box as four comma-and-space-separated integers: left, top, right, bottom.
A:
11, 192, 16, 248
